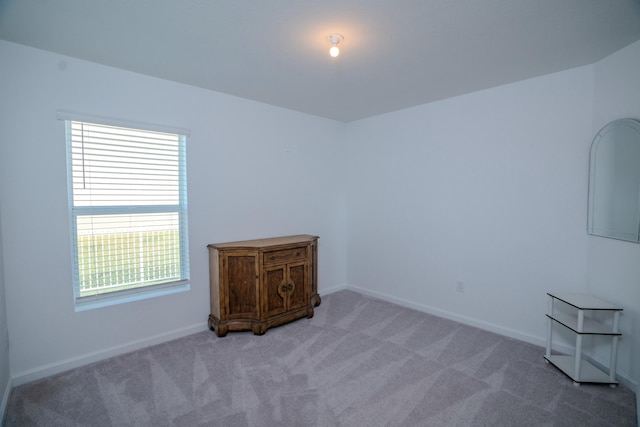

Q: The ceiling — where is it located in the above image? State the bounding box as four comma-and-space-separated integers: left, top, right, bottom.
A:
1, 0, 640, 122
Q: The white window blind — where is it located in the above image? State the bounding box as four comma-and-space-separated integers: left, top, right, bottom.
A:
65, 120, 189, 306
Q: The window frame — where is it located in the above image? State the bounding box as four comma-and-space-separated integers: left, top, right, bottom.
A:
60, 112, 191, 311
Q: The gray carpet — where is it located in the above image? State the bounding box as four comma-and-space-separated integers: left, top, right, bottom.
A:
3, 290, 637, 426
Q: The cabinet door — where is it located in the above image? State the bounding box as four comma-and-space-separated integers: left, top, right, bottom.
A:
287, 261, 309, 312
263, 261, 310, 318
263, 265, 288, 318
225, 254, 259, 319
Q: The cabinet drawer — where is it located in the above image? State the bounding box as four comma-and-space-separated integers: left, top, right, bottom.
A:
263, 246, 307, 265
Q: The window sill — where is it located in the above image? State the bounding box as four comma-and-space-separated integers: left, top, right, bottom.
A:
74, 282, 190, 312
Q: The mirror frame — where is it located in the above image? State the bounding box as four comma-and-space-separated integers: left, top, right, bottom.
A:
587, 118, 640, 243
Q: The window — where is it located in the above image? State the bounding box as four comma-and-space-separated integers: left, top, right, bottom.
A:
64, 117, 189, 309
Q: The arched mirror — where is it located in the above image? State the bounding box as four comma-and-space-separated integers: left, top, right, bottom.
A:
588, 118, 640, 242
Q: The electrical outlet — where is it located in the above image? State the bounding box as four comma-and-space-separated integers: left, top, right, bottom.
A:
456, 281, 465, 293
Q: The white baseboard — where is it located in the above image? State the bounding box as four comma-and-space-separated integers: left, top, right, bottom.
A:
345, 285, 639, 395
7, 285, 639, 427
584, 354, 639, 395
9, 285, 350, 387
320, 283, 348, 296
347, 284, 544, 345
11, 323, 209, 386
1, 376, 12, 425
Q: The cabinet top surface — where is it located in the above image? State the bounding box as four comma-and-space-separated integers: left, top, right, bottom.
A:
547, 292, 622, 311
208, 234, 318, 250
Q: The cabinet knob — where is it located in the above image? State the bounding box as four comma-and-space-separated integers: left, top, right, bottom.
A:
271, 256, 276, 260
287, 283, 293, 291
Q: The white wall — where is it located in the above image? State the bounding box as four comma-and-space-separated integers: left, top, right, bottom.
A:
588, 40, 640, 389
0, 40, 347, 384
345, 68, 596, 353
345, 41, 640, 390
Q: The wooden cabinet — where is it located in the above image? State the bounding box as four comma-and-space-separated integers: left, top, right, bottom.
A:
208, 235, 320, 337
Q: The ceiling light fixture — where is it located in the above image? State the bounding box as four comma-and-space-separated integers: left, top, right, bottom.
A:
326, 33, 344, 58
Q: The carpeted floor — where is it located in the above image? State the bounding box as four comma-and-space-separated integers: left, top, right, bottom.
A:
3, 290, 637, 426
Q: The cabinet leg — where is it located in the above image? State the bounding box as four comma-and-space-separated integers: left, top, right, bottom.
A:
209, 316, 228, 337
609, 312, 620, 383
545, 295, 553, 358
215, 324, 228, 338
311, 294, 321, 307
574, 310, 585, 382
252, 323, 266, 335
